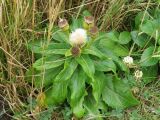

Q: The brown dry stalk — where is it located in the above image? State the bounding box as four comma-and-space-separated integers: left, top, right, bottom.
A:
47, 0, 64, 42
0, 3, 2, 25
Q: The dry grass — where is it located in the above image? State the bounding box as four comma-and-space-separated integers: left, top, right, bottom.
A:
0, 0, 158, 119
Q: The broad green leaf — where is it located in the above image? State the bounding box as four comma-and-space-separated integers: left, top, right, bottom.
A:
45, 81, 68, 105
55, 58, 78, 82
65, 49, 72, 57
47, 43, 70, 49
131, 31, 148, 47
70, 18, 83, 31
99, 38, 129, 56
27, 41, 69, 55
76, 55, 95, 80
135, 11, 150, 28
84, 94, 103, 120
140, 19, 160, 39
94, 59, 116, 73
154, 8, 160, 19
92, 72, 106, 103
40, 49, 67, 55
118, 31, 131, 44
39, 43, 70, 55
69, 69, 87, 118
113, 44, 129, 56
26, 67, 62, 88
33, 55, 64, 70
158, 0, 160, 4
82, 46, 106, 59
97, 46, 128, 72
140, 20, 155, 37
98, 100, 108, 112
27, 40, 46, 53
114, 58, 128, 72
102, 75, 139, 109
93, 32, 107, 42
142, 65, 158, 84
83, 10, 92, 16
52, 30, 69, 42
140, 46, 158, 66
100, 38, 115, 48
106, 31, 119, 42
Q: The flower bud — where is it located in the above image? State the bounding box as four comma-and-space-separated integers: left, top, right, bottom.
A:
89, 26, 99, 38
83, 16, 94, 30
58, 18, 69, 31
71, 47, 81, 57
36, 92, 46, 108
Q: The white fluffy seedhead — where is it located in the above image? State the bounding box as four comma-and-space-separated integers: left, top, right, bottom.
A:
69, 28, 87, 46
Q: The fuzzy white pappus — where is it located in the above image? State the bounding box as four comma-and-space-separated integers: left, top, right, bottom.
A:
69, 28, 87, 46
